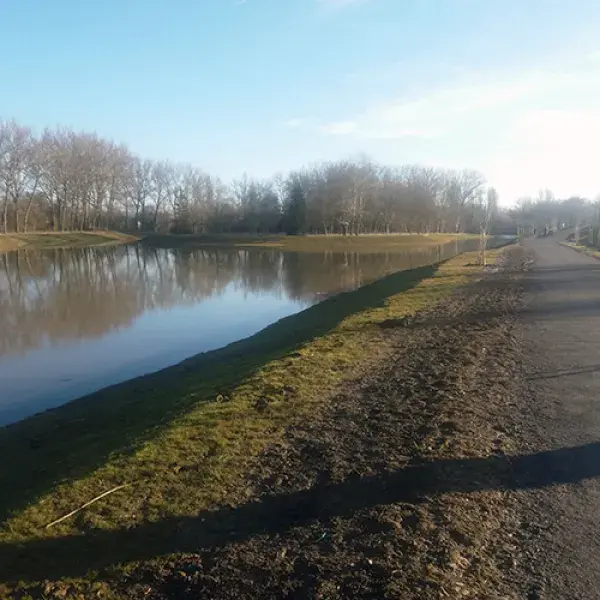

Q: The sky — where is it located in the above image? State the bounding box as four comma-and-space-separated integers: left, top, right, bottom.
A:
2, 0, 600, 205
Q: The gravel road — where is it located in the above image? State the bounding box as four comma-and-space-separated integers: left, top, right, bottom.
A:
517, 233, 600, 599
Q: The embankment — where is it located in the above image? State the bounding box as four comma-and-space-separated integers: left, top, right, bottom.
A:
142, 232, 480, 252
0, 231, 139, 253
0, 246, 520, 599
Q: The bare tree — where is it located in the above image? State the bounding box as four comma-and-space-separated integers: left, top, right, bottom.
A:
444, 169, 487, 233
131, 158, 154, 230
478, 187, 498, 264
151, 161, 174, 231
0, 121, 37, 233
0, 122, 12, 233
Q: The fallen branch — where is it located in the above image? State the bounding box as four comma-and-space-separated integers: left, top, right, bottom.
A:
45, 483, 132, 529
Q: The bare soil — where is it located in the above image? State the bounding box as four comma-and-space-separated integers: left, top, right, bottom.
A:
114, 247, 529, 599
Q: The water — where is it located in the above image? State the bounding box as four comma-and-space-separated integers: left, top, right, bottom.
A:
0, 239, 485, 425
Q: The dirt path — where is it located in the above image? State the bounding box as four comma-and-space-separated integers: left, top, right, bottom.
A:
513, 234, 600, 599
115, 250, 527, 600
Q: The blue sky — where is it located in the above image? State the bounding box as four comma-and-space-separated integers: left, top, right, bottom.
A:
2, 0, 600, 204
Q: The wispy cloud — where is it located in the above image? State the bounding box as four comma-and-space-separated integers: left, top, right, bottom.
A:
317, 0, 371, 14
310, 65, 597, 141
285, 117, 315, 129
283, 52, 600, 201
584, 49, 600, 62
480, 60, 600, 200
319, 120, 358, 135
314, 78, 537, 139
318, 0, 368, 5
489, 107, 600, 201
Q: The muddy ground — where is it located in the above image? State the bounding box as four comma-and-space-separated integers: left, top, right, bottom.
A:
108, 247, 532, 600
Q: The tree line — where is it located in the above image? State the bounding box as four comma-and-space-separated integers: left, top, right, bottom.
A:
1, 118, 499, 235
511, 191, 596, 234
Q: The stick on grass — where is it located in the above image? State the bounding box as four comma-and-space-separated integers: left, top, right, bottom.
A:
45, 483, 132, 529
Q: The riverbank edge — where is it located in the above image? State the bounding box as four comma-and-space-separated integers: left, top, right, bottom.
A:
139, 247, 528, 599
0, 231, 140, 253
0, 248, 507, 598
559, 240, 600, 259
141, 232, 482, 252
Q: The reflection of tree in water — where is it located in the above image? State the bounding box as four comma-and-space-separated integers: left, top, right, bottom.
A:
0, 240, 478, 358
0, 246, 243, 357
282, 249, 433, 300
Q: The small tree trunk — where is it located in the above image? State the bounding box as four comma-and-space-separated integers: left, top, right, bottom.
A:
479, 225, 490, 265
479, 231, 485, 265
2, 198, 8, 233
14, 202, 20, 233
23, 198, 34, 232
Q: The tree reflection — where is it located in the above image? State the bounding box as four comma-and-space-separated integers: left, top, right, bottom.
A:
0, 240, 479, 358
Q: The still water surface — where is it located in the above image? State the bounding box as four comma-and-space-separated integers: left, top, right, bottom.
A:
0, 239, 483, 425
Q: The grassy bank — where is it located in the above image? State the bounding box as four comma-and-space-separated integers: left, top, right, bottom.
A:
142, 232, 480, 253
0, 248, 503, 597
560, 241, 600, 259
0, 231, 139, 253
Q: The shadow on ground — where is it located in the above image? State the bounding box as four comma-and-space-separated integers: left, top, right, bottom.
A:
526, 365, 600, 381
3, 441, 600, 583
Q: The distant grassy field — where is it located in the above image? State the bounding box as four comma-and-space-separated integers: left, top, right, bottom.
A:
0, 231, 139, 253
0, 246, 506, 599
143, 232, 481, 253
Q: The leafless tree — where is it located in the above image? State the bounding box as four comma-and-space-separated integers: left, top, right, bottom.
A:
478, 187, 498, 264
0, 121, 38, 233
0, 118, 496, 236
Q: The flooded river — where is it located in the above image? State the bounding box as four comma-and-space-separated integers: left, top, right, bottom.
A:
0, 238, 487, 424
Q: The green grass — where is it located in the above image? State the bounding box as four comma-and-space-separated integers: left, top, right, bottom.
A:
142, 232, 481, 253
561, 240, 600, 259
0, 231, 139, 253
0, 248, 503, 598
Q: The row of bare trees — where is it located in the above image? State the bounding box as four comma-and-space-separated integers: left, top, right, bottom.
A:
1, 119, 493, 235
511, 190, 595, 235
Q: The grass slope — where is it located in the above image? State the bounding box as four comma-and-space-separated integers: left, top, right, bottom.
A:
143, 232, 480, 253
0, 231, 138, 253
0, 248, 502, 598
